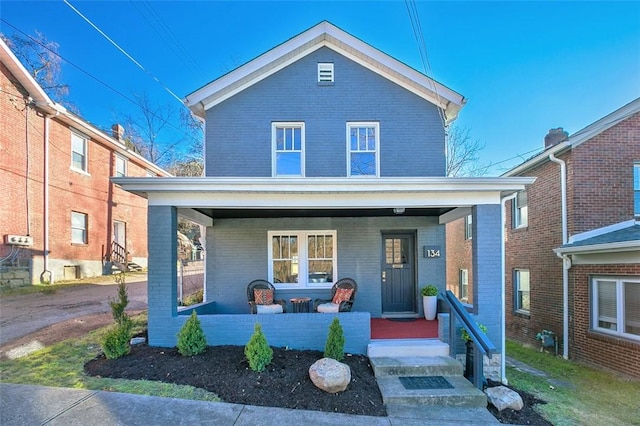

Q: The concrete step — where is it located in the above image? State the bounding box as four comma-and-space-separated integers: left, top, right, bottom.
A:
367, 338, 449, 358
376, 374, 487, 407
370, 355, 463, 377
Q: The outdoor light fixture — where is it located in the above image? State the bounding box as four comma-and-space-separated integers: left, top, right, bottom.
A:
393, 208, 405, 214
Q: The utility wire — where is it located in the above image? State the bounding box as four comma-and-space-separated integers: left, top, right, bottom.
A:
63, 0, 184, 105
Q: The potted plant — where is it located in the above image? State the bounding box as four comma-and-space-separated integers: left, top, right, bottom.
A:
421, 285, 438, 320
461, 322, 487, 383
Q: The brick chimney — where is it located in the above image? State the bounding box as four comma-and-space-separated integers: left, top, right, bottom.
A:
112, 123, 124, 141
544, 127, 568, 149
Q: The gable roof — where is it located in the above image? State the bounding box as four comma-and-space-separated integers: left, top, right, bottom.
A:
554, 221, 640, 255
185, 21, 465, 123
503, 97, 640, 177
0, 38, 170, 177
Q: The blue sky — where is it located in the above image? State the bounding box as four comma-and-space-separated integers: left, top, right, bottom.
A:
2, 1, 639, 175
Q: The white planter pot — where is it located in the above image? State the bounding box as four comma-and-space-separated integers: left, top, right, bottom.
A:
423, 295, 438, 320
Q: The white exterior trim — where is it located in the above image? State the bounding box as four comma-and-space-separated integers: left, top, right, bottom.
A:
569, 220, 638, 243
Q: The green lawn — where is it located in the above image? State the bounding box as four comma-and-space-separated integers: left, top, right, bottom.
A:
506, 340, 640, 426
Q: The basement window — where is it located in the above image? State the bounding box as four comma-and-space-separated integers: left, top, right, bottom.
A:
318, 63, 334, 84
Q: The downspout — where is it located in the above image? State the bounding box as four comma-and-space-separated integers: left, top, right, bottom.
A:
549, 153, 568, 359
500, 192, 518, 385
41, 112, 53, 284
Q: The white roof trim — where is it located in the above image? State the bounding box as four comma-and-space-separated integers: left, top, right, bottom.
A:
185, 21, 465, 123
554, 241, 640, 256
569, 220, 638, 244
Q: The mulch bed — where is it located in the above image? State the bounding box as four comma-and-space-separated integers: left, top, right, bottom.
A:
84, 338, 551, 424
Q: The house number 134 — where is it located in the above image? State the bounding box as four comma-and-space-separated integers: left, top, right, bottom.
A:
424, 246, 441, 258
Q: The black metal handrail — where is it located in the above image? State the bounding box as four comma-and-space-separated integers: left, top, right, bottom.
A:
442, 290, 496, 389
111, 241, 127, 265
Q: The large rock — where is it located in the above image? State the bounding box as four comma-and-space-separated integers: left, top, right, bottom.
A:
485, 386, 524, 411
309, 358, 351, 393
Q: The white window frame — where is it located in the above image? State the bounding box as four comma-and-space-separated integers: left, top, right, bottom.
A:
267, 230, 337, 289
592, 276, 640, 341
71, 131, 88, 174
317, 63, 334, 83
347, 122, 380, 177
114, 154, 127, 177
513, 191, 528, 228
71, 211, 88, 244
514, 269, 530, 314
464, 214, 473, 240
634, 163, 639, 217
272, 122, 305, 177
459, 269, 469, 302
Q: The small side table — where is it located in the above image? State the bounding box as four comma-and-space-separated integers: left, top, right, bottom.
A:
290, 297, 311, 313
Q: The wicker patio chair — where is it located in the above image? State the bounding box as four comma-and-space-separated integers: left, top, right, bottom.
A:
314, 278, 358, 313
247, 279, 287, 314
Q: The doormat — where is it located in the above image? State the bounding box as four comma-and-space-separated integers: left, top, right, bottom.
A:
399, 376, 453, 390
387, 318, 417, 322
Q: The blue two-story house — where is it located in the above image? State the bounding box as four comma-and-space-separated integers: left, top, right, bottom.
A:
115, 22, 533, 378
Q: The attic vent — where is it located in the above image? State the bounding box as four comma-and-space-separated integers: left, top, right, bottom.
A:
318, 63, 334, 83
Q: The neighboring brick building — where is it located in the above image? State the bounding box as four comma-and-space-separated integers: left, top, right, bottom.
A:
501, 98, 640, 378
0, 39, 168, 286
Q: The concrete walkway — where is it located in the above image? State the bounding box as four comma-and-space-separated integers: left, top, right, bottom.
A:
0, 383, 499, 425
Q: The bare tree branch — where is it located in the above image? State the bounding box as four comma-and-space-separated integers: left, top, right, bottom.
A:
446, 125, 491, 177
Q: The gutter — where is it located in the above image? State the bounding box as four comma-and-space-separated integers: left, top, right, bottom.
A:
500, 192, 518, 385
549, 153, 569, 359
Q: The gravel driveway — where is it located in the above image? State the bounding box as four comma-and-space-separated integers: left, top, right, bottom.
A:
0, 277, 147, 347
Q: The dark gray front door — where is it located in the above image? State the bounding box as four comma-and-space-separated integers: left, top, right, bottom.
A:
381, 232, 416, 315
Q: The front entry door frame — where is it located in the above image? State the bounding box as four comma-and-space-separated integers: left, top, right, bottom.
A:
381, 231, 417, 316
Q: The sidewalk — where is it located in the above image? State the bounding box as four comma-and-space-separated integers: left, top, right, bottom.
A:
0, 383, 499, 425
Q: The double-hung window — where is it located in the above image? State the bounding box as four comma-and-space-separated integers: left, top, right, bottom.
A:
514, 269, 530, 313
634, 163, 639, 217
115, 154, 127, 177
347, 122, 379, 177
464, 215, 473, 240
592, 277, 640, 340
71, 211, 88, 244
513, 191, 528, 228
459, 269, 469, 302
268, 231, 336, 288
272, 123, 304, 176
71, 132, 88, 173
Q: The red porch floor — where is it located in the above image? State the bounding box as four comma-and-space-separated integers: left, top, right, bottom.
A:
370, 318, 438, 339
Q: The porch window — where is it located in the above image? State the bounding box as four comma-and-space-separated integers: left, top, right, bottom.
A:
268, 231, 336, 288
592, 277, 640, 340
464, 215, 472, 240
512, 191, 528, 228
71, 132, 88, 173
634, 163, 639, 217
459, 269, 469, 302
71, 211, 88, 244
347, 122, 379, 177
514, 269, 530, 314
272, 123, 304, 176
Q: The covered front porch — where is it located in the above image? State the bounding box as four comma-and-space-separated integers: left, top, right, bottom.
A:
115, 176, 533, 365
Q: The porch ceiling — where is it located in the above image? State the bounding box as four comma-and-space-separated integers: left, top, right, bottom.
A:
193, 207, 454, 219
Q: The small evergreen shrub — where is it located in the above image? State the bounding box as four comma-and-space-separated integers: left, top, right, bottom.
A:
324, 317, 345, 361
177, 311, 208, 356
102, 322, 132, 359
109, 273, 130, 327
244, 323, 273, 372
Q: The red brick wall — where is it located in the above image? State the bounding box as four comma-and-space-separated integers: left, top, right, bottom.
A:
1, 62, 154, 280
570, 264, 640, 378
445, 217, 473, 304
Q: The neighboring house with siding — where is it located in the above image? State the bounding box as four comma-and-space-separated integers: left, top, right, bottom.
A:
115, 22, 533, 375
501, 98, 640, 378
0, 39, 169, 286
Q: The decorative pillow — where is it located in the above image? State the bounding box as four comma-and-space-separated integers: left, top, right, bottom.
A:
254, 288, 274, 305
332, 288, 354, 305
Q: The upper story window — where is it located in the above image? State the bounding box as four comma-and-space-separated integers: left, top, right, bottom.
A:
146, 170, 156, 177
317, 63, 334, 83
512, 190, 528, 228
71, 211, 88, 244
634, 163, 639, 217
268, 230, 336, 288
114, 154, 127, 177
514, 269, 530, 314
592, 276, 640, 341
347, 122, 379, 177
272, 123, 304, 177
71, 132, 88, 173
464, 214, 473, 240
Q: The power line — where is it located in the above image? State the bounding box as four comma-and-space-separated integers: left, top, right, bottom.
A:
63, 0, 184, 105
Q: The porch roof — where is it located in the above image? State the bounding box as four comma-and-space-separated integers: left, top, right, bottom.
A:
113, 176, 535, 220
